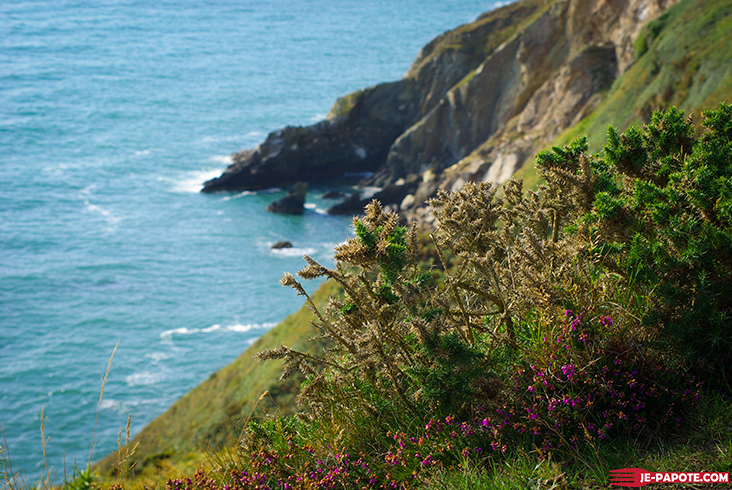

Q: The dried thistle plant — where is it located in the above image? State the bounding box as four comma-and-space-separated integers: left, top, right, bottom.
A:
428, 173, 617, 345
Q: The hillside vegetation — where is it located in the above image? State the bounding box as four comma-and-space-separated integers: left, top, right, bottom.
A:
543, 0, 732, 151
502, 0, 732, 189
156, 104, 732, 489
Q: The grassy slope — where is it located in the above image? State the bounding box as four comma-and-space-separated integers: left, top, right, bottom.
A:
514, 0, 732, 189
95, 280, 340, 481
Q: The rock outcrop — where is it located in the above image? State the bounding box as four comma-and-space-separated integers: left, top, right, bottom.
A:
321, 190, 346, 199
266, 182, 308, 215
375, 0, 678, 226
271, 241, 293, 249
203, 0, 677, 220
201, 0, 548, 193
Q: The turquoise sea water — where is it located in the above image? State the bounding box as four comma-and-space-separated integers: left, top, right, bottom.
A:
1, 0, 506, 477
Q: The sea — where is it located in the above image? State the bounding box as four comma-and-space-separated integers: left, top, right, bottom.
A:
1, 0, 509, 478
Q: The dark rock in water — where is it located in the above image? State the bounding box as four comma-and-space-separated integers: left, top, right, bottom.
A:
321, 190, 346, 199
327, 176, 420, 215
327, 191, 364, 215
201, 81, 411, 193
271, 241, 293, 249
267, 182, 308, 215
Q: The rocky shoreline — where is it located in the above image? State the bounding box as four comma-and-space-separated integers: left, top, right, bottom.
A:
203, 0, 676, 227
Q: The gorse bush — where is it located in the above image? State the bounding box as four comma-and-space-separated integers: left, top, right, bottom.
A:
197, 104, 732, 489
574, 105, 732, 378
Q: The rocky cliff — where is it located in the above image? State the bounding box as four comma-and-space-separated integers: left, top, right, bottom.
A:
201, 0, 549, 194
202, 0, 678, 224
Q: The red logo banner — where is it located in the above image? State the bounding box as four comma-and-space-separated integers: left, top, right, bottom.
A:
610, 468, 729, 487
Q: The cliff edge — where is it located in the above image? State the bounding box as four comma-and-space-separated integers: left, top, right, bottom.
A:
201, 0, 681, 226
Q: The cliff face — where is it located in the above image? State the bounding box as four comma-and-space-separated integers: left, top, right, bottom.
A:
202, 0, 676, 221
399, 0, 677, 224
201, 0, 549, 192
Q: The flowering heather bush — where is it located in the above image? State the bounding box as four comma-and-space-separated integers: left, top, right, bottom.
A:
163, 314, 702, 490
166, 441, 395, 490
495, 311, 702, 452
540, 104, 732, 379
379, 313, 703, 475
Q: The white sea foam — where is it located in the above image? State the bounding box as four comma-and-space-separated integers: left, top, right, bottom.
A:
100, 398, 154, 412
78, 184, 97, 198
200, 131, 263, 144
216, 187, 280, 200
304, 203, 317, 209
146, 351, 172, 362
125, 370, 165, 387
133, 149, 150, 156
361, 186, 382, 200
320, 241, 339, 250
80, 186, 120, 227
100, 399, 121, 410
159, 322, 275, 339
165, 168, 224, 193
226, 324, 255, 333
221, 191, 257, 201
83, 200, 121, 226
160, 327, 195, 338
209, 154, 234, 165
227, 322, 276, 333
270, 246, 316, 257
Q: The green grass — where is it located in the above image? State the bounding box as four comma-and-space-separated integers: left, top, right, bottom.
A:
571, 0, 732, 147
420, 392, 732, 489
326, 89, 365, 120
